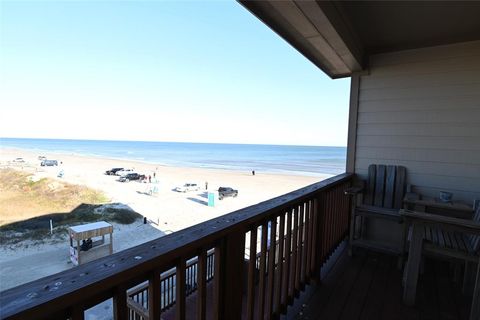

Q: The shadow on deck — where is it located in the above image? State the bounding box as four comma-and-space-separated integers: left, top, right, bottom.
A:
296, 249, 472, 320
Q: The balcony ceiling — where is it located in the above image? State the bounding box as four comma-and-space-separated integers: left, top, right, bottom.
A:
240, 1, 480, 78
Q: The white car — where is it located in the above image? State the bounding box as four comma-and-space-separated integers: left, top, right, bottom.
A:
115, 168, 134, 176
175, 183, 200, 193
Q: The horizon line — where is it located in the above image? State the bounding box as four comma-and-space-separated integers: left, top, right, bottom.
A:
0, 136, 347, 149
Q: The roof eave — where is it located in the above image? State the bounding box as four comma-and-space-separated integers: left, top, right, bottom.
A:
239, 0, 365, 79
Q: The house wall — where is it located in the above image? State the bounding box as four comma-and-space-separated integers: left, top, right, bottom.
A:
353, 40, 480, 204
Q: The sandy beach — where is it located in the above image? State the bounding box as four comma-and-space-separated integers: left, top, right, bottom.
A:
0, 147, 330, 290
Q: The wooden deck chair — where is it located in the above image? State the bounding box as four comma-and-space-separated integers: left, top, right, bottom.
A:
402, 205, 480, 320
346, 164, 410, 256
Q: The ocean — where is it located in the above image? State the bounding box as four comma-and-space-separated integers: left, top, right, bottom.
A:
0, 138, 346, 176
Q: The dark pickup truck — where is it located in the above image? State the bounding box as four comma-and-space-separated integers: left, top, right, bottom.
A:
105, 167, 124, 175
218, 187, 238, 200
118, 173, 146, 182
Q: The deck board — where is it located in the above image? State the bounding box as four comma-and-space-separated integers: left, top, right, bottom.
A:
339, 252, 378, 320
360, 253, 391, 320
435, 262, 460, 320
317, 252, 365, 319
298, 249, 470, 320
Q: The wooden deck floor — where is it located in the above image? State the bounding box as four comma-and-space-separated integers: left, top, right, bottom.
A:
159, 248, 472, 320
296, 250, 472, 320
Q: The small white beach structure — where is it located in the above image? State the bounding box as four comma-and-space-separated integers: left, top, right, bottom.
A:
69, 221, 113, 266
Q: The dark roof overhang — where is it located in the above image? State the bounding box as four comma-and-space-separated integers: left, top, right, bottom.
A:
239, 1, 480, 78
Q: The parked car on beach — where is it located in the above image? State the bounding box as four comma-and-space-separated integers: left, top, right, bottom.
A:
105, 167, 124, 175
13, 158, 25, 163
41, 160, 58, 166
175, 183, 200, 193
115, 169, 134, 176
118, 173, 145, 182
218, 187, 238, 200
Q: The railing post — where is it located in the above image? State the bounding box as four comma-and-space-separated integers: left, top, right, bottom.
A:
70, 306, 85, 320
113, 285, 128, 320
197, 249, 207, 320
214, 230, 246, 320
246, 227, 257, 320
149, 269, 162, 320
176, 259, 186, 320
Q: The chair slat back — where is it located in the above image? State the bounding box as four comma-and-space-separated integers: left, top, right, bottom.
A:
374, 165, 386, 207
468, 205, 480, 253
364, 164, 407, 210
393, 166, 407, 209
384, 165, 396, 208
364, 165, 376, 205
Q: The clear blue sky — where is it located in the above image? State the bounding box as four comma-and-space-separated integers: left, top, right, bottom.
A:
0, 1, 350, 146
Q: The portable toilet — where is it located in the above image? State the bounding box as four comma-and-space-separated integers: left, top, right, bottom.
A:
208, 191, 218, 207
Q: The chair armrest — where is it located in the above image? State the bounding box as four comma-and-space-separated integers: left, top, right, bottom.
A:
401, 209, 480, 235
356, 205, 403, 222
345, 186, 364, 196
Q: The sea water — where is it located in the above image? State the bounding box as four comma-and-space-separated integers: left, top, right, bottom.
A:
0, 138, 346, 176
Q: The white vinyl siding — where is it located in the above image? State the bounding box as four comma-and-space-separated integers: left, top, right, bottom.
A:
354, 40, 480, 203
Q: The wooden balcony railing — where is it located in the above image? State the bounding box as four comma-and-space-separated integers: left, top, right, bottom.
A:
126, 249, 215, 318
0, 173, 353, 320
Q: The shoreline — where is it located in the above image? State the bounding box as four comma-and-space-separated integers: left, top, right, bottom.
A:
1, 146, 336, 179
0, 140, 345, 177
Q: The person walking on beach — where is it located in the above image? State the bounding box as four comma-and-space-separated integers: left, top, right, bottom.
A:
252, 170, 255, 176
205, 181, 208, 190
148, 175, 152, 183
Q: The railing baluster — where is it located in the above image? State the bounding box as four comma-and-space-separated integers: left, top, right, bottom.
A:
290, 207, 298, 298
333, 189, 339, 251
302, 201, 308, 287
257, 221, 268, 319
332, 188, 338, 246
295, 204, 304, 294
282, 208, 293, 308
148, 269, 162, 320
320, 192, 328, 265
169, 276, 173, 308
326, 190, 333, 259
266, 217, 277, 316
274, 212, 285, 315
161, 279, 164, 310
197, 249, 207, 320
176, 259, 186, 320
213, 244, 223, 320
246, 227, 257, 320
303, 200, 311, 283
310, 197, 319, 277
309, 199, 315, 276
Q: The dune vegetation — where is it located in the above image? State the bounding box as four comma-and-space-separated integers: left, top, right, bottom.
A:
0, 169, 139, 244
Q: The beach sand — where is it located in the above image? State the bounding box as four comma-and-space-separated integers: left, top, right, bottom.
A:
0, 147, 330, 290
